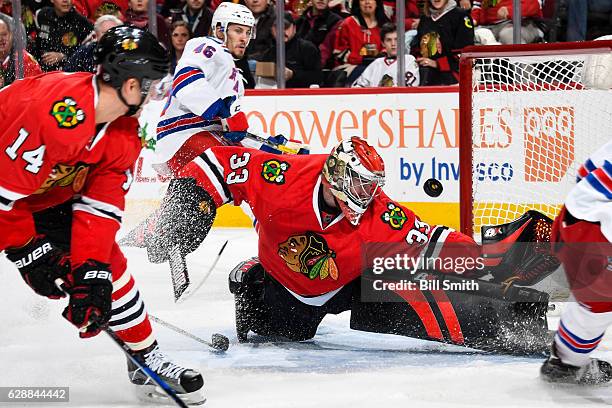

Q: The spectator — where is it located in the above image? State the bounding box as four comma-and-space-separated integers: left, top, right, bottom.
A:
161, 0, 186, 20
125, 0, 170, 48
235, 55, 256, 89
259, 11, 322, 88
34, 0, 93, 72
353, 22, 419, 87
174, 0, 213, 38
566, 0, 612, 41
168, 20, 191, 73
333, 0, 389, 84
0, 17, 42, 88
72, 0, 128, 21
381, 0, 422, 50
414, 0, 474, 85
295, 0, 342, 68
471, 0, 543, 44
64, 14, 122, 72
382, 0, 421, 30
2, 1, 50, 54
245, 0, 276, 61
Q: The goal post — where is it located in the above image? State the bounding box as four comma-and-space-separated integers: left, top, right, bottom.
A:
459, 41, 612, 239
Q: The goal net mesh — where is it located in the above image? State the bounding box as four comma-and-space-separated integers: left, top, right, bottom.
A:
466, 49, 611, 237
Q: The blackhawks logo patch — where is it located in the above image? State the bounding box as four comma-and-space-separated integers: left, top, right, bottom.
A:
381, 202, 407, 230
122, 38, 138, 51
50, 97, 85, 129
278, 232, 339, 281
261, 159, 290, 184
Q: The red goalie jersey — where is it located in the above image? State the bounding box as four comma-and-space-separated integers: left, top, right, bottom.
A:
0, 72, 141, 266
180, 146, 480, 297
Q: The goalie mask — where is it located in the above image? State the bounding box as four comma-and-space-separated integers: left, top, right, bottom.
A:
322, 137, 385, 226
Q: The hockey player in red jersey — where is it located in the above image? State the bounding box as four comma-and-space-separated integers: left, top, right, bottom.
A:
150, 137, 556, 353
0, 26, 204, 404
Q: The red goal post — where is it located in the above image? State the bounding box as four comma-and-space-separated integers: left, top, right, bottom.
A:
458, 41, 612, 239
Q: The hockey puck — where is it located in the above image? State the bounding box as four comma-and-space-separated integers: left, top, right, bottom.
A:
211, 333, 230, 351
423, 178, 443, 197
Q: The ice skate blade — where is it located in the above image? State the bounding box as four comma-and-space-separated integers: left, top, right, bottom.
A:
132, 383, 206, 405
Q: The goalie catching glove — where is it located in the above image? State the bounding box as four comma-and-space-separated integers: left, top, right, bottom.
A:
62, 260, 113, 338
5, 235, 70, 299
145, 178, 217, 263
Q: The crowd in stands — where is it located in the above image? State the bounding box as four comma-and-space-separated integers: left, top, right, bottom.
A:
0, 0, 610, 89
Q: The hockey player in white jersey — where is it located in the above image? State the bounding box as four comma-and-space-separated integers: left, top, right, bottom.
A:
540, 139, 612, 384
352, 23, 420, 88
540, 36, 612, 385
154, 2, 256, 175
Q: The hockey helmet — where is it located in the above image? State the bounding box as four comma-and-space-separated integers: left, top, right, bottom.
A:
322, 137, 385, 226
95, 26, 170, 115
211, 3, 256, 46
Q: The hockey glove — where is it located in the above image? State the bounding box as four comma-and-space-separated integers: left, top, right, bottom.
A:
146, 178, 217, 263
220, 111, 249, 143
5, 235, 70, 299
62, 260, 113, 338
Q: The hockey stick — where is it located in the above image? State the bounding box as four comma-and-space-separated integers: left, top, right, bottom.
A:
177, 240, 228, 303
149, 314, 230, 352
53, 279, 188, 408
243, 132, 309, 155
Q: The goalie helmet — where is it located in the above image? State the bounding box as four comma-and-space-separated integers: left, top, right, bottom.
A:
211, 3, 256, 46
322, 137, 385, 226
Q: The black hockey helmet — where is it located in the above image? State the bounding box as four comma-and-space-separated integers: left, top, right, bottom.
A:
95, 26, 170, 115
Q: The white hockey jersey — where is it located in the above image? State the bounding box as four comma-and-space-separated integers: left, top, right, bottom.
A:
155, 36, 245, 163
352, 55, 420, 88
565, 139, 612, 241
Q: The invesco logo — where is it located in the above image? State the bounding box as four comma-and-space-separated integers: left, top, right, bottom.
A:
475, 162, 514, 182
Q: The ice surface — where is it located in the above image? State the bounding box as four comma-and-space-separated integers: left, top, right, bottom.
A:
2, 227, 612, 407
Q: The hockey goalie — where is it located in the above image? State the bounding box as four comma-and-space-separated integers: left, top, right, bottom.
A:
144, 134, 562, 355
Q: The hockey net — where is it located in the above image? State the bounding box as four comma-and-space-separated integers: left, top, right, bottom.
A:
459, 41, 612, 239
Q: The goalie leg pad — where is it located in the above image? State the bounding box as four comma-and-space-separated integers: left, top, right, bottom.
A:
229, 259, 351, 342
354, 271, 551, 354
146, 178, 216, 263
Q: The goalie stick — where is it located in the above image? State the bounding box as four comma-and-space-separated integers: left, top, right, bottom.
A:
168, 244, 190, 302
177, 240, 228, 303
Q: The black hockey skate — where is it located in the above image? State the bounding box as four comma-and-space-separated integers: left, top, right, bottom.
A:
128, 342, 205, 405
540, 344, 612, 385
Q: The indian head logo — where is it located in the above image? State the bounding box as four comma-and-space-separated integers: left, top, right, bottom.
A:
278, 232, 339, 280
34, 163, 89, 194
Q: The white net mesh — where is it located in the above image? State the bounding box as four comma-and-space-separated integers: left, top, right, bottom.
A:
468, 48, 612, 238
